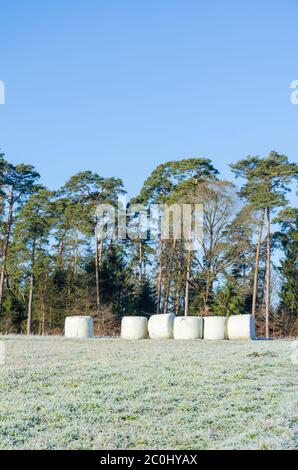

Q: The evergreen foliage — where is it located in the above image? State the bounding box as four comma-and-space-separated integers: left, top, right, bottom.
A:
0, 151, 296, 336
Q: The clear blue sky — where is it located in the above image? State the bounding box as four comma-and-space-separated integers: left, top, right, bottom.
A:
0, 0, 297, 200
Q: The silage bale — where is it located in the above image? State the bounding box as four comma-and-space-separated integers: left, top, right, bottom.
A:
65, 316, 93, 338
121, 316, 148, 339
148, 314, 175, 339
227, 314, 256, 340
203, 316, 228, 340
173, 316, 203, 340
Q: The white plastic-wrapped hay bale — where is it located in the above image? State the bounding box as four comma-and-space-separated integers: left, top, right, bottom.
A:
148, 314, 175, 339
227, 314, 256, 340
203, 316, 228, 340
173, 316, 203, 340
121, 316, 148, 339
65, 316, 93, 338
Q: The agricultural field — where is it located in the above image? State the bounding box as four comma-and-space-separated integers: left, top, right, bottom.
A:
0, 336, 297, 450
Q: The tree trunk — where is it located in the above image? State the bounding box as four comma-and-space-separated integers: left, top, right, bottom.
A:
27, 239, 36, 335
43, 273, 48, 334
265, 207, 271, 339
57, 234, 65, 265
163, 239, 176, 314
0, 202, 13, 311
139, 240, 143, 281
99, 239, 103, 262
95, 225, 100, 317
174, 288, 180, 315
156, 240, 163, 314
252, 209, 265, 318
74, 229, 79, 275
41, 298, 45, 335
184, 249, 191, 316
27, 275, 34, 335
39, 274, 47, 335
173, 247, 182, 315
58, 238, 64, 258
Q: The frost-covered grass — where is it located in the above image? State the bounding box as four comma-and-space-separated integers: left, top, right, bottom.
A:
0, 336, 297, 450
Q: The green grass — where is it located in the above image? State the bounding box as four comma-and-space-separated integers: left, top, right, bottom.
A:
0, 336, 297, 450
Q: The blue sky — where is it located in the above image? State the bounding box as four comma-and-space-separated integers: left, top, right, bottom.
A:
0, 0, 297, 201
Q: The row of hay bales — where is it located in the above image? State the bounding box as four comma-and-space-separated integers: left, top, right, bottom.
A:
65, 314, 256, 340
122, 314, 255, 340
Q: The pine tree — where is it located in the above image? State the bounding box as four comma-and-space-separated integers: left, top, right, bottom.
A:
13, 189, 53, 334
212, 279, 241, 317
0, 161, 40, 311
61, 172, 125, 318
274, 207, 298, 335
232, 152, 298, 337
133, 158, 219, 315
231, 156, 266, 319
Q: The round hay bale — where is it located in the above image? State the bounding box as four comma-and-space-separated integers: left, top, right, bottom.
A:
121, 316, 148, 339
65, 316, 93, 338
173, 316, 203, 340
148, 314, 175, 339
203, 316, 228, 340
227, 314, 256, 340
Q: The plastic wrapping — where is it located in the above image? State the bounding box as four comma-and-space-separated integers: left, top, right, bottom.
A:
121, 316, 148, 339
148, 314, 175, 339
203, 316, 228, 340
173, 316, 203, 340
65, 316, 93, 338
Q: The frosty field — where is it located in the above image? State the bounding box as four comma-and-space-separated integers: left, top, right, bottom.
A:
0, 336, 297, 450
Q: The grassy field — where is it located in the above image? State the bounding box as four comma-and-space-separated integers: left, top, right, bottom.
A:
0, 336, 297, 450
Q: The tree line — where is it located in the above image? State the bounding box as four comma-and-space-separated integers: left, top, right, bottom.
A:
0, 151, 297, 337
